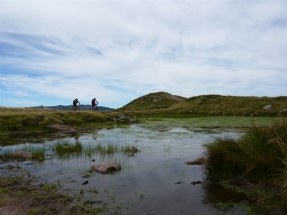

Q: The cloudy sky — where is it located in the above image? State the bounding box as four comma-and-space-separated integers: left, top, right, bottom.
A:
0, 0, 286, 108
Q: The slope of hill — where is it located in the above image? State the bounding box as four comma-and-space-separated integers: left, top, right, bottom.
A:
29, 105, 114, 111
118, 92, 186, 111
118, 93, 287, 116
168, 94, 287, 116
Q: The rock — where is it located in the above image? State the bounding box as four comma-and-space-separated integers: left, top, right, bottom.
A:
263, 104, 272, 110
91, 161, 121, 174
12, 151, 33, 159
185, 157, 206, 165
280, 108, 287, 112
130, 146, 138, 153
46, 124, 77, 134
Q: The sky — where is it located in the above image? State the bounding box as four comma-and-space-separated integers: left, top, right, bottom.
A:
0, 0, 287, 109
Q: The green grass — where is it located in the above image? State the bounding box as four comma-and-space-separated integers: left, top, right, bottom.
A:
54, 141, 83, 154
205, 118, 287, 183
0, 107, 117, 132
117, 92, 287, 117
85, 143, 133, 156
0, 146, 45, 161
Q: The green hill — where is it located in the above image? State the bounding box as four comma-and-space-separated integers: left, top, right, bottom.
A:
118, 92, 186, 111
168, 94, 287, 116
117, 93, 287, 117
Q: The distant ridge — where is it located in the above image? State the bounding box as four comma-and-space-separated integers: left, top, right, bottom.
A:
29, 105, 114, 111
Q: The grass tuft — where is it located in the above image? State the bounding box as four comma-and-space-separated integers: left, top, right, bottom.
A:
205, 118, 287, 182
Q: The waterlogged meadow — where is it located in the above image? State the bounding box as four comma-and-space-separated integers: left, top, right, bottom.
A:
0, 117, 278, 214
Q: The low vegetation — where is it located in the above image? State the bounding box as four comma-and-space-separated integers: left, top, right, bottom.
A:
117, 92, 287, 117
205, 118, 287, 213
0, 107, 120, 144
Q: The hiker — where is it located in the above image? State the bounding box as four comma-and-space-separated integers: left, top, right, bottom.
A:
73, 98, 80, 110
91, 98, 98, 111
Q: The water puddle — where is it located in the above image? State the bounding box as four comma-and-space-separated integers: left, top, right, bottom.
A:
1, 118, 267, 214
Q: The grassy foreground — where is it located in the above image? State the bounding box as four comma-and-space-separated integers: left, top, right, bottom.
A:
205, 118, 287, 213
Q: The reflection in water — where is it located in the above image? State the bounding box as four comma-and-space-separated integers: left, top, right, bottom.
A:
0, 122, 249, 215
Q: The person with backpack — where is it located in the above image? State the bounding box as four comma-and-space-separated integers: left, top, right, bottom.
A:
73, 98, 80, 110
91, 98, 98, 111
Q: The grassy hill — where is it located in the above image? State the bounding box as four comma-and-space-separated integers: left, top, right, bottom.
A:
117, 93, 287, 117
118, 92, 186, 111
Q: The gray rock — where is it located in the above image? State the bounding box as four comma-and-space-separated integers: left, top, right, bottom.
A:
263, 104, 272, 110
91, 161, 121, 174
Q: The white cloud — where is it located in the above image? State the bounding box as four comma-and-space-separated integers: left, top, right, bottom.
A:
0, 0, 286, 108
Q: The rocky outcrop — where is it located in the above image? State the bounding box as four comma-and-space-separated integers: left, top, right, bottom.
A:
12, 151, 33, 159
185, 157, 206, 165
46, 124, 77, 134
91, 161, 121, 174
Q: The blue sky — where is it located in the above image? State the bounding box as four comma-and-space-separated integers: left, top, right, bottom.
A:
0, 0, 287, 108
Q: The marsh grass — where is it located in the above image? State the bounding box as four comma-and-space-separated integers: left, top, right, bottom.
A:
205, 118, 287, 183
0, 146, 45, 161
22, 145, 45, 161
85, 143, 132, 157
54, 140, 83, 154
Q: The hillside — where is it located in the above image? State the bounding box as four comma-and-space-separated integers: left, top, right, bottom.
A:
118, 93, 287, 117
118, 92, 186, 111
168, 94, 287, 116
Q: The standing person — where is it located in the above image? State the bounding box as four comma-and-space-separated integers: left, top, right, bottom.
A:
91, 98, 98, 111
73, 98, 80, 111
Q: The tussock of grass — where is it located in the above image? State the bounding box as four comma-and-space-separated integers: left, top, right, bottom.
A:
85, 143, 132, 156
205, 118, 287, 183
55, 141, 83, 154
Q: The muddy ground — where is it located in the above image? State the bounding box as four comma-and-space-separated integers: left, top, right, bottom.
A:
0, 173, 109, 215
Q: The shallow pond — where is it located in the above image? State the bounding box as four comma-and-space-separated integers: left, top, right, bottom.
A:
0, 117, 276, 214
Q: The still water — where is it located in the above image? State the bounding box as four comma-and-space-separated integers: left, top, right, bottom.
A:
1, 117, 267, 215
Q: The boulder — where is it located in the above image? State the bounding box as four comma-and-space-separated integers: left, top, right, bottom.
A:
91, 161, 121, 174
185, 157, 206, 165
12, 151, 33, 159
